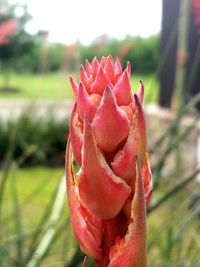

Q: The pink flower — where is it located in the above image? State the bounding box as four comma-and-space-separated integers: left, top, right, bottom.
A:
0, 19, 16, 45
66, 56, 152, 266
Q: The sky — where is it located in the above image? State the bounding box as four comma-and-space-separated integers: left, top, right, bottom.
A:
17, 0, 162, 45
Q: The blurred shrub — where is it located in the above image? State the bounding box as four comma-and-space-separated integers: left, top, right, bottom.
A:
46, 43, 66, 72
79, 35, 159, 74
5, 34, 159, 74
0, 115, 69, 166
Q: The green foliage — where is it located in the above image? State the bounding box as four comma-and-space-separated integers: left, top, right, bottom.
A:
46, 43, 66, 72
0, 32, 159, 74
0, 0, 159, 75
0, 115, 69, 166
0, 3, 35, 65
122, 36, 159, 74
79, 35, 159, 74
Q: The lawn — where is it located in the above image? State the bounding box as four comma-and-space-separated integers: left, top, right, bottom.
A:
0, 71, 159, 103
0, 72, 73, 99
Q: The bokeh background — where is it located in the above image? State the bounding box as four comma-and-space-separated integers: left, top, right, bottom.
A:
0, 0, 200, 266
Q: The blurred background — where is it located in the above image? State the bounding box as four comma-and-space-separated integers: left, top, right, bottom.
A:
0, 0, 200, 266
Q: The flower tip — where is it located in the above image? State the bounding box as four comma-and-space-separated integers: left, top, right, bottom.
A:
85, 59, 92, 74
139, 80, 144, 89
105, 86, 112, 94
138, 80, 144, 103
134, 93, 140, 106
108, 54, 114, 63
126, 61, 131, 75
69, 75, 79, 98
69, 75, 75, 83
80, 64, 84, 71
103, 86, 116, 103
92, 56, 99, 64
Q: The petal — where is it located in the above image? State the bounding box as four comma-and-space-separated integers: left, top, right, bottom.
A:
85, 59, 92, 76
91, 66, 110, 95
91, 56, 99, 77
78, 115, 131, 219
69, 76, 79, 98
70, 104, 83, 165
114, 57, 122, 80
79, 203, 103, 248
100, 56, 107, 68
134, 94, 147, 163
92, 87, 130, 152
143, 154, 153, 206
111, 122, 136, 184
96, 216, 127, 267
80, 64, 89, 87
134, 94, 153, 205
66, 140, 102, 260
77, 83, 98, 121
113, 70, 132, 106
104, 56, 115, 83
126, 62, 131, 76
137, 80, 144, 104
108, 160, 147, 267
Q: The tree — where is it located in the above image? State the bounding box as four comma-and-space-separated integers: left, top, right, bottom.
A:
0, 1, 35, 90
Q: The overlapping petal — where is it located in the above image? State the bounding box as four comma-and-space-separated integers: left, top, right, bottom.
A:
92, 87, 130, 152
113, 69, 132, 106
91, 66, 111, 95
108, 160, 147, 267
78, 115, 131, 219
69, 104, 83, 165
66, 140, 102, 260
111, 122, 137, 184
77, 83, 98, 121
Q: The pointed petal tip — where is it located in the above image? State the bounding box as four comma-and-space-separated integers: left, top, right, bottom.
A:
80, 64, 84, 71
113, 69, 132, 105
126, 61, 131, 75
92, 85, 130, 152
91, 66, 110, 95
139, 80, 144, 86
134, 93, 140, 106
69, 75, 75, 85
105, 85, 112, 94
77, 84, 97, 121
137, 80, 144, 104
69, 76, 79, 98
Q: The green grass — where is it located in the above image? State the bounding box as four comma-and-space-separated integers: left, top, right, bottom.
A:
2, 167, 64, 227
0, 72, 73, 99
0, 167, 76, 267
0, 72, 159, 103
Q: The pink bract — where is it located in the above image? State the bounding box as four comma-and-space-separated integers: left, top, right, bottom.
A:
66, 56, 153, 267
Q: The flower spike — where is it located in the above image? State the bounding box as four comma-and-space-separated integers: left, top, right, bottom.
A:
66, 56, 153, 267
